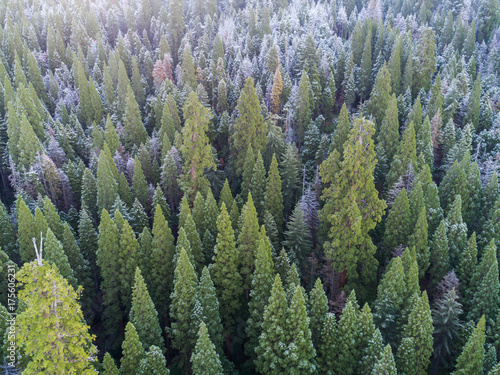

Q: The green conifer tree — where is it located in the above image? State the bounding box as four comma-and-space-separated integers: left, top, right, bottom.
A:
429, 220, 450, 287
17, 197, 35, 263
170, 247, 198, 367
368, 63, 392, 126
130, 267, 165, 352
122, 85, 148, 150
250, 151, 267, 220
255, 274, 288, 375
384, 188, 412, 256
211, 203, 243, 333
372, 345, 397, 375
121, 322, 146, 375
103, 353, 119, 375
198, 266, 223, 354
132, 156, 149, 209
452, 315, 486, 375
191, 322, 223, 375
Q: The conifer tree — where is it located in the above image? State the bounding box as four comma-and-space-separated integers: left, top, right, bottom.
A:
237, 194, 261, 295
130, 199, 148, 235
191, 322, 223, 375
132, 156, 149, 209
453, 315, 485, 375
319, 117, 386, 286
241, 145, 255, 201
233, 77, 267, 174
318, 313, 337, 374
432, 288, 462, 373
446, 195, 468, 267
97, 146, 118, 214
203, 190, 219, 242
211, 203, 243, 335
182, 211, 204, 274
170, 247, 198, 367
386, 122, 417, 191
458, 233, 477, 293
130, 267, 165, 352
376, 94, 400, 178
121, 322, 146, 375
79, 208, 98, 274
265, 154, 284, 234
285, 285, 316, 372
150, 205, 176, 325
44, 228, 77, 288
368, 63, 392, 126
97, 209, 123, 339
118, 220, 140, 311
0, 201, 15, 257
336, 291, 361, 374
384, 188, 412, 256
296, 70, 312, 148
331, 103, 350, 158
180, 91, 215, 201
416, 164, 443, 234
250, 151, 267, 220
372, 345, 397, 375
399, 291, 433, 375
408, 206, 430, 277
137, 346, 170, 375
417, 116, 434, 170
34, 207, 49, 248
198, 266, 223, 354
413, 27, 436, 96
192, 192, 206, 237
309, 278, 328, 350
18, 197, 35, 263
374, 256, 406, 348
246, 227, 275, 359
271, 67, 283, 114
16, 262, 98, 374
283, 203, 313, 267
123, 85, 148, 150
82, 168, 98, 220
219, 179, 234, 211
103, 353, 119, 375
429, 220, 450, 287
255, 274, 288, 375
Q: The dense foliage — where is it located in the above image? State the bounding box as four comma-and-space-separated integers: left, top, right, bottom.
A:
1, 0, 500, 373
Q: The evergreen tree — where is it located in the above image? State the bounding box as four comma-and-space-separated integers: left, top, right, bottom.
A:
265, 154, 284, 234
170, 247, 198, 367
416, 164, 443, 234
372, 345, 397, 375
408, 206, 430, 277
150, 205, 176, 325
103, 353, 119, 375
432, 288, 462, 373
398, 291, 433, 375
233, 77, 267, 174
241, 145, 255, 201
309, 278, 328, 350
121, 322, 146, 375
192, 192, 206, 238
376, 94, 400, 178
283, 202, 313, 267
453, 315, 486, 375
336, 291, 361, 374
118, 220, 140, 312
79, 209, 98, 275
17, 197, 35, 263
97, 209, 123, 340
384, 188, 412, 256
331, 103, 350, 158
44, 228, 77, 288
130, 267, 165, 352
374, 256, 406, 348
285, 284, 316, 372
429, 220, 450, 287
250, 151, 267, 220
386, 122, 417, 191
182, 211, 204, 274
295, 70, 312, 148
446, 195, 468, 268
318, 313, 338, 374
417, 116, 434, 170
458, 233, 477, 293
271, 67, 283, 114
180, 91, 215, 201
132, 156, 149, 209
198, 266, 223, 355
210, 203, 243, 333
82, 168, 98, 220
122, 85, 148, 150
246, 227, 275, 359
97, 146, 118, 214
368, 63, 392, 126
137, 346, 170, 375
16, 262, 98, 374
255, 274, 288, 375
237, 194, 261, 295
413, 27, 436, 96
319, 117, 386, 286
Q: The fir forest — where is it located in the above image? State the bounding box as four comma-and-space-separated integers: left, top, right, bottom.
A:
2, 0, 500, 373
